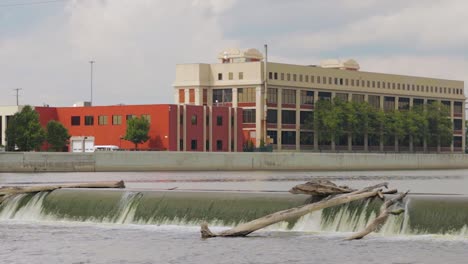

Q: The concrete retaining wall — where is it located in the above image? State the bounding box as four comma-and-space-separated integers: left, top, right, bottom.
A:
1, 152, 468, 172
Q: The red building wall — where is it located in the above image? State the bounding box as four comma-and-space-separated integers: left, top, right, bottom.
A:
35, 104, 244, 152
36, 104, 175, 151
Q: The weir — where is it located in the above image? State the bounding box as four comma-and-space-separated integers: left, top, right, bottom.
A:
0, 189, 467, 237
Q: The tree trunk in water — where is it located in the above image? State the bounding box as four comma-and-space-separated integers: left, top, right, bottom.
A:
201, 183, 389, 238
0, 181, 125, 197
346, 190, 409, 240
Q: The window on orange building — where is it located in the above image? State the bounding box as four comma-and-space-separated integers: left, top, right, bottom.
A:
98, 115, 108, 125
85, 116, 94, 126
141, 114, 151, 123
112, 115, 122, 125
191, 115, 197, 125
191, 140, 197, 150
71, 116, 80, 126
126, 115, 134, 121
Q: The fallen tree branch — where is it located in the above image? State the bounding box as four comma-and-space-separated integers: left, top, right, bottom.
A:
201, 182, 389, 238
0, 180, 125, 197
346, 190, 409, 240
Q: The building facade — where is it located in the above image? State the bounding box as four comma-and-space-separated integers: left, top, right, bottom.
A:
25, 104, 242, 152
174, 48, 466, 152
0, 105, 24, 147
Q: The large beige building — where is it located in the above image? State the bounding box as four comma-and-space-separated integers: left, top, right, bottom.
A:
174, 48, 465, 152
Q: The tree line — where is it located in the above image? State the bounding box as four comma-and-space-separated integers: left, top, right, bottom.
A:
4, 106, 150, 152
307, 98, 453, 150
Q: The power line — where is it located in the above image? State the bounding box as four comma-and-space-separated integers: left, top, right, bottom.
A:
0, 0, 68, 8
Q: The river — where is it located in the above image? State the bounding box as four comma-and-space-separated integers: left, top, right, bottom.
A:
1, 169, 468, 264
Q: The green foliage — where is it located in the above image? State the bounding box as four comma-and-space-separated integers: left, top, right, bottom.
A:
124, 115, 150, 149
426, 102, 453, 146
307, 99, 453, 151
46, 120, 71, 151
5, 105, 45, 151
243, 140, 255, 152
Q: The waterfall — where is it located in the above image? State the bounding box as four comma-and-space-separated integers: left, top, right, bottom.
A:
1, 189, 467, 237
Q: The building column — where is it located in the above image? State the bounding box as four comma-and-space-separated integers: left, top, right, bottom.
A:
277, 88, 283, 151
363, 94, 369, 152
203, 106, 207, 152
1, 115, 6, 147
331, 91, 336, 151
409, 98, 414, 152
255, 86, 264, 148
209, 106, 213, 151
228, 107, 232, 152
296, 90, 301, 151
194, 88, 203, 105
313, 92, 319, 151
232, 88, 238, 108
348, 93, 353, 152
183, 105, 187, 151
463, 101, 466, 153
450, 101, 454, 153
176, 106, 181, 151
379, 96, 384, 152
423, 98, 428, 152
394, 96, 399, 152
233, 108, 238, 152
184, 89, 190, 104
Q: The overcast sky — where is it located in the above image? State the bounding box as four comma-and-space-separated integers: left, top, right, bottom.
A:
1, 0, 467, 107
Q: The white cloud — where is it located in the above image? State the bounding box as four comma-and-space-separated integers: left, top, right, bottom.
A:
277, 0, 468, 52
0, 0, 237, 106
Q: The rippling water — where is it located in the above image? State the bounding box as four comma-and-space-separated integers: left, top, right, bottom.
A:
1, 221, 467, 264
1, 170, 468, 263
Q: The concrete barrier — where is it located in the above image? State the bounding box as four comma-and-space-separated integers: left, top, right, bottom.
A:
1, 152, 468, 172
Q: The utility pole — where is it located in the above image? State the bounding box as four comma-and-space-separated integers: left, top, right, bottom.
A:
89, 60, 95, 105
13, 88, 22, 106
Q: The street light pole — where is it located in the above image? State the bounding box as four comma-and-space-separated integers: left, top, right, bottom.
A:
89, 60, 95, 105
13, 88, 22, 106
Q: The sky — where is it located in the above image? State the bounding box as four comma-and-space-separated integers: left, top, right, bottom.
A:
1, 0, 467, 107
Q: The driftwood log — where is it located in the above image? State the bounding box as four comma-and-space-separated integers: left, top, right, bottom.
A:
201, 182, 389, 238
0, 180, 125, 204
346, 190, 409, 240
289, 179, 354, 196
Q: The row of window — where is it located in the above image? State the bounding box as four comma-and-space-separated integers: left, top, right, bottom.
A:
218, 72, 244, 81
213, 88, 256, 104
182, 139, 229, 151
182, 114, 233, 127
71, 114, 150, 126
268, 71, 463, 95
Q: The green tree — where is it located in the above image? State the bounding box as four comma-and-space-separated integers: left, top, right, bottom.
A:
313, 98, 346, 147
426, 102, 453, 148
5, 105, 45, 151
46, 120, 71, 151
124, 115, 150, 150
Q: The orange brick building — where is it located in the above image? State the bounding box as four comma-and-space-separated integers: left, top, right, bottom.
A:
35, 104, 243, 152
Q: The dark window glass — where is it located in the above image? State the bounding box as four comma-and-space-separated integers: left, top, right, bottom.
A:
300, 132, 314, 145
191, 140, 197, 150
213, 89, 232, 103
300, 111, 313, 125
216, 116, 223, 126
84, 116, 94, 126
267, 110, 277, 124
71, 116, 80, 126
191, 115, 197, 125
267, 130, 277, 144
281, 131, 296, 145
216, 140, 223, 151
242, 109, 256, 123
281, 110, 296, 125
218, 73, 222, 80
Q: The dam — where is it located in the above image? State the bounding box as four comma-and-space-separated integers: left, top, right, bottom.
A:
1, 170, 467, 263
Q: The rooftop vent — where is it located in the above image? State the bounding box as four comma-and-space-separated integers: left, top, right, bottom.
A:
320, 59, 360, 71
218, 48, 264, 63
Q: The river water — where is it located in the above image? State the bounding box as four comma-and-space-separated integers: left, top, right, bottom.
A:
1, 170, 468, 264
